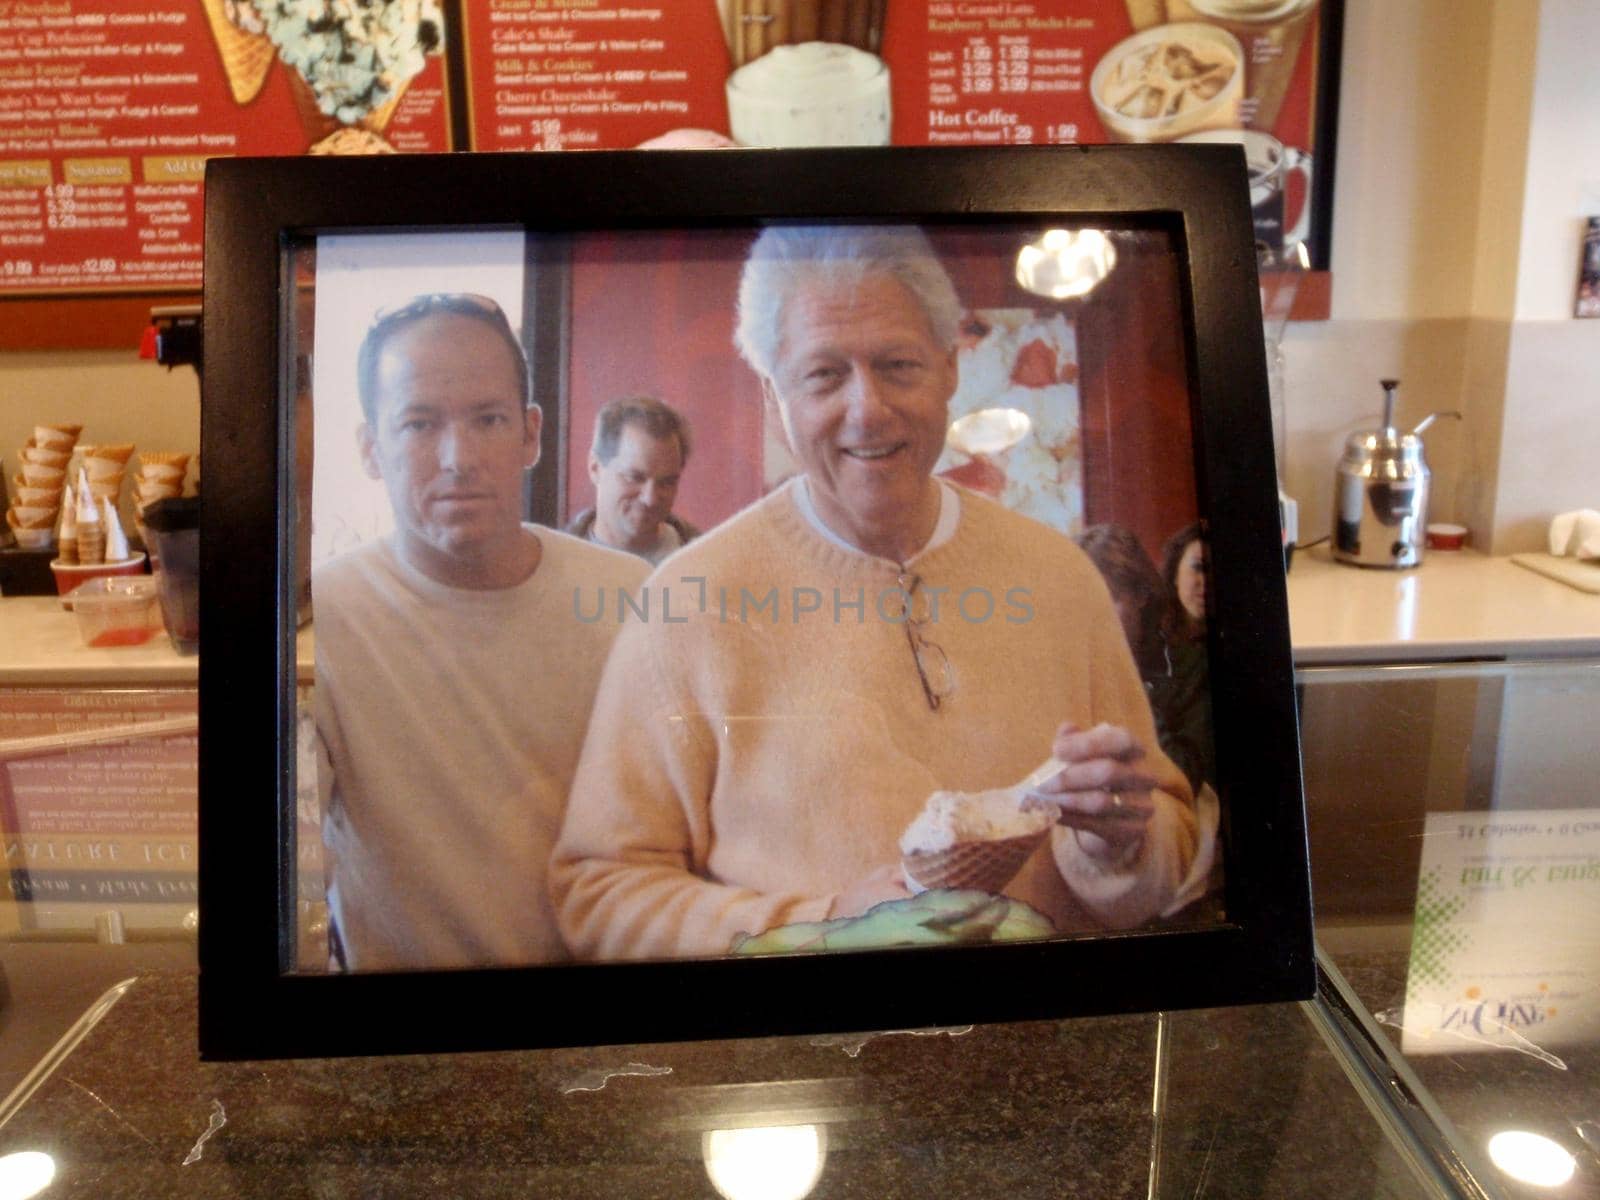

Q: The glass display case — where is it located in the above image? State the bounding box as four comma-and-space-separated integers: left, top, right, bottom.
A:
4, 650, 1597, 1196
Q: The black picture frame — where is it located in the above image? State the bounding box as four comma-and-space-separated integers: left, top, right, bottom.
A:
199, 145, 1313, 1060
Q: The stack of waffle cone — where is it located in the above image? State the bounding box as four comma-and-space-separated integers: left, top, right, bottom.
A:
132, 451, 191, 548
199, 0, 276, 105
902, 828, 1049, 895
5, 424, 82, 549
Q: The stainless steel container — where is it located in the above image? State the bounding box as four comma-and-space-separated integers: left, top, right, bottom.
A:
1332, 380, 1458, 569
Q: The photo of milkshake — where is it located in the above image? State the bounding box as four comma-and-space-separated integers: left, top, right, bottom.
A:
725, 41, 891, 147
1164, 0, 1319, 130
1090, 23, 1243, 144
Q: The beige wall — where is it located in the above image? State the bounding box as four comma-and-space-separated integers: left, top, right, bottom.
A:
1281, 0, 1599, 555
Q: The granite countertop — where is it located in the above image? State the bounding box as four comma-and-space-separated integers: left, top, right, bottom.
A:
0, 970, 1424, 1199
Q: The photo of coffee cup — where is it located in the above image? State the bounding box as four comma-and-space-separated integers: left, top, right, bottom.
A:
1176, 128, 1312, 252
725, 40, 891, 147
1090, 23, 1244, 144
1164, 0, 1319, 130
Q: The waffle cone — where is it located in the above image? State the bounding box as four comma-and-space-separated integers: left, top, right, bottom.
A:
903, 829, 1048, 894
35, 424, 80, 450
82, 442, 135, 465
286, 70, 340, 144
140, 449, 191, 467
199, 0, 276, 105
360, 77, 410, 133
23, 446, 71, 468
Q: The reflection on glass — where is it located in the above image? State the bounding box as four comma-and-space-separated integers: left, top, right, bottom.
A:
1486, 1130, 1576, 1188
1015, 228, 1117, 299
0, 1151, 56, 1200
947, 407, 1032, 457
702, 1124, 826, 1200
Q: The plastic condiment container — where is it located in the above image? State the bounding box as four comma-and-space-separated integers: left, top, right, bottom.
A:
70, 576, 161, 648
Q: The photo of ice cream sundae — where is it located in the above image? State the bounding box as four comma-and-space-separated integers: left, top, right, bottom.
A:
899, 787, 1054, 894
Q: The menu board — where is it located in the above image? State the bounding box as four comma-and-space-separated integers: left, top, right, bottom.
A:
0, 0, 454, 296
466, 0, 1327, 257
1, 0, 1331, 298
1, 686, 197, 930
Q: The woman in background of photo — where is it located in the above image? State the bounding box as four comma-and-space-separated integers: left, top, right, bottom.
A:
1077, 523, 1213, 795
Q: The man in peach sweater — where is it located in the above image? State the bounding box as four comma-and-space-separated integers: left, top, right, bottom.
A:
550, 227, 1203, 961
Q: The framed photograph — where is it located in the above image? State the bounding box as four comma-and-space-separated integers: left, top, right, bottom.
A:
199, 145, 1313, 1059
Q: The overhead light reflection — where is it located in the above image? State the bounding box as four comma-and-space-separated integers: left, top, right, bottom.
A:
947, 407, 1032, 457
1015, 229, 1117, 299
1487, 1130, 1576, 1188
0, 1151, 57, 1200
703, 1124, 826, 1200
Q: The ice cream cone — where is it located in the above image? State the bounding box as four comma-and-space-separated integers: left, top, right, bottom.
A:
13, 505, 55, 529
81, 442, 135, 466
35, 423, 81, 450
199, 0, 277, 105
86, 457, 125, 482
902, 829, 1049, 894
139, 451, 191, 471
88, 480, 122, 503
23, 446, 71, 468
16, 485, 62, 507
286, 70, 341, 144
22, 463, 65, 488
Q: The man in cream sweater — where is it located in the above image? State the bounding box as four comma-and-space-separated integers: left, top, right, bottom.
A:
550, 228, 1205, 962
314, 293, 646, 971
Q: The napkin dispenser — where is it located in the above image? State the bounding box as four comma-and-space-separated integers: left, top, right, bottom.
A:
1332, 379, 1459, 569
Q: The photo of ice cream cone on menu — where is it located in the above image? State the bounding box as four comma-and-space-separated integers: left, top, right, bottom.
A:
200, 0, 276, 105
1090, 22, 1244, 143
717, 0, 892, 148
1164, 0, 1319, 130
217, 0, 443, 151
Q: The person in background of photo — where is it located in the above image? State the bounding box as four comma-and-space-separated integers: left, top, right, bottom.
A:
313, 292, 647, 971
1156, 521, 1214, 794
565, 395, 701, 565
550, 226, 1205, 962
1077, 523, 1213, 795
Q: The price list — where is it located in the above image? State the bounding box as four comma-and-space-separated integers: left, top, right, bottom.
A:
917, 2, 1105, 146
461, 1, 730, 152
0, 0, 450, 296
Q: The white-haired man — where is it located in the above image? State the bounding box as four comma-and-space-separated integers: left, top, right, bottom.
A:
551, 228, 1202, 961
